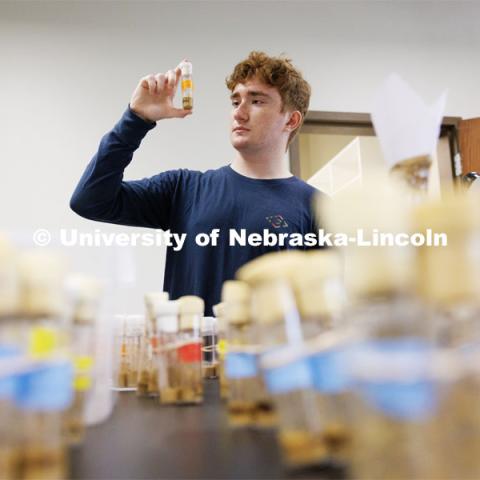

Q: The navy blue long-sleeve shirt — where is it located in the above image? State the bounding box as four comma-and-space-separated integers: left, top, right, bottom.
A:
70, 107, 320, 315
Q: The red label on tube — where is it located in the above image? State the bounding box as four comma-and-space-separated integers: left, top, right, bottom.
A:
178, 342, 202, 363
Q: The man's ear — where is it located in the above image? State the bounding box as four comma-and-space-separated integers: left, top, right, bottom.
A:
285, 111, 302, 132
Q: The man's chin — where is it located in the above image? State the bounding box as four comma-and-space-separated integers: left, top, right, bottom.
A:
231, 139, 250, 151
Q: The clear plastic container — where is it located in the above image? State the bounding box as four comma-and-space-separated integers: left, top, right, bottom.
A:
411, 194, 480, 479
261, 346, 325, 468
84, 311, 114, 427
349, 340, 443, 480
306, 330, 358, 469
289, 251, 353, 468
432, 351, 480, 479
156, 300, 179, 405
238, 251, 324, 434
176, 296, 204, 405
222, 281, 262, 427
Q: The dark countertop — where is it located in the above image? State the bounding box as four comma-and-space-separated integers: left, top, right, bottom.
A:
70, 380, 343, 480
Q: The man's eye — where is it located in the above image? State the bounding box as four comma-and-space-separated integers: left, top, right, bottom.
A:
252, 100, 263, 104
232, 101, 240, 107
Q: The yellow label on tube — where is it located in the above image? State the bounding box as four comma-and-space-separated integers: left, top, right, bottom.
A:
74, 375, 92, 391
74, 355, 94, 372
29, 327, 58, 358
218, 339, 228, 356
182, 79, 193, 90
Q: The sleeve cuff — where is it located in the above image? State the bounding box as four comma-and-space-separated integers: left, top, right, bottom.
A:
113, 105, 157, 148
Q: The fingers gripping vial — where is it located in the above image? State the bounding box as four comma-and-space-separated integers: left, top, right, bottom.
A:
180, 61, 193, 110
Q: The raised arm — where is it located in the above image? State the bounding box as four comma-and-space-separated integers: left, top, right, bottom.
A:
70, 62, 192, 230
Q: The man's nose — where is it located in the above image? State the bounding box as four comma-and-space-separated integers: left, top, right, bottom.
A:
233, 102, 249, 122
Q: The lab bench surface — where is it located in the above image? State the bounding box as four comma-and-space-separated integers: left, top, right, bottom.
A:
70, 380, 344, 480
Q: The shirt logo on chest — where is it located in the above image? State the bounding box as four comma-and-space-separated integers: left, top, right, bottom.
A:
266, 214, 289, 229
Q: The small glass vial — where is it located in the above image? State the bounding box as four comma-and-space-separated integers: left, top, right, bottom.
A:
317, 178, 437, 479
238, 251, 311, 430
261, 345, 326, 469
222, 281, 258, 427
212, 302, 228, 400
64, 274, 102, 445
112, 315, 144, 391
349, 340, 442, 480
143, 292, 169, 397
250, 280, 324, 467
176, 296, 204, 405
412, 194, 480, 479
156, 300, 179, 405
201, 316, 218, 379
15, 361, 73, 480
17, 251, 68, 358
292, 251, 353, 469
135, 320, 151, 397
180, 61, 193, 110
306, 329, 358, 471
0, 346, 21, 480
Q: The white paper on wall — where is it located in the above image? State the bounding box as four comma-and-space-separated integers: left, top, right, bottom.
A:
371, 73, 447, 168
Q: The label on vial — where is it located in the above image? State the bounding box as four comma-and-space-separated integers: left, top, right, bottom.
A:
355, 339, 438, 420
74, 375, 92, 391
225, 352, 258, 379
309, 347, 350, 394
178, 342, 202, 363
217, 340, 228, 357
29, 327, 58, 358
182, 79, 192, 90
264, 358, 312, 394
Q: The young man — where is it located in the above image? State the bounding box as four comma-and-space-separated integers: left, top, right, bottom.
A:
70, 51, 319, 315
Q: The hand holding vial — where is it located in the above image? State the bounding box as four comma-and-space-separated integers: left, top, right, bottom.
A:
130, 59, 193, 122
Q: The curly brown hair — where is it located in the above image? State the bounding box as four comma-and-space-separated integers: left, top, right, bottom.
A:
226, 51, 311, 146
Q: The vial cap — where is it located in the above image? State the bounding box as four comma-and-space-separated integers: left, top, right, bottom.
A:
144, 291, 169, 318
212, 302, 225, 319
221, 281, 250, 303
180, 61, 192, 76
291, 251, 342, 287
236, 250, 304, 286
18, 250, 67, 318
178, 295, 204, 315
66, 274, 103, 324
160, 314, 178, 333
226, 303, 251, 326
201, 316, 217, 333
413, 192, 480, 233
253, 282, 297, 326
154, 300, 179, 317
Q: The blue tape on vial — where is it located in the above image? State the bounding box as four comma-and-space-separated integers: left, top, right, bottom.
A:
0, 345, 20, 400
225, 352, 258, 379
15, 361, 74, 411
356, 338, 438, 421
264, 357, 313, 394
309, 347, 350, 394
